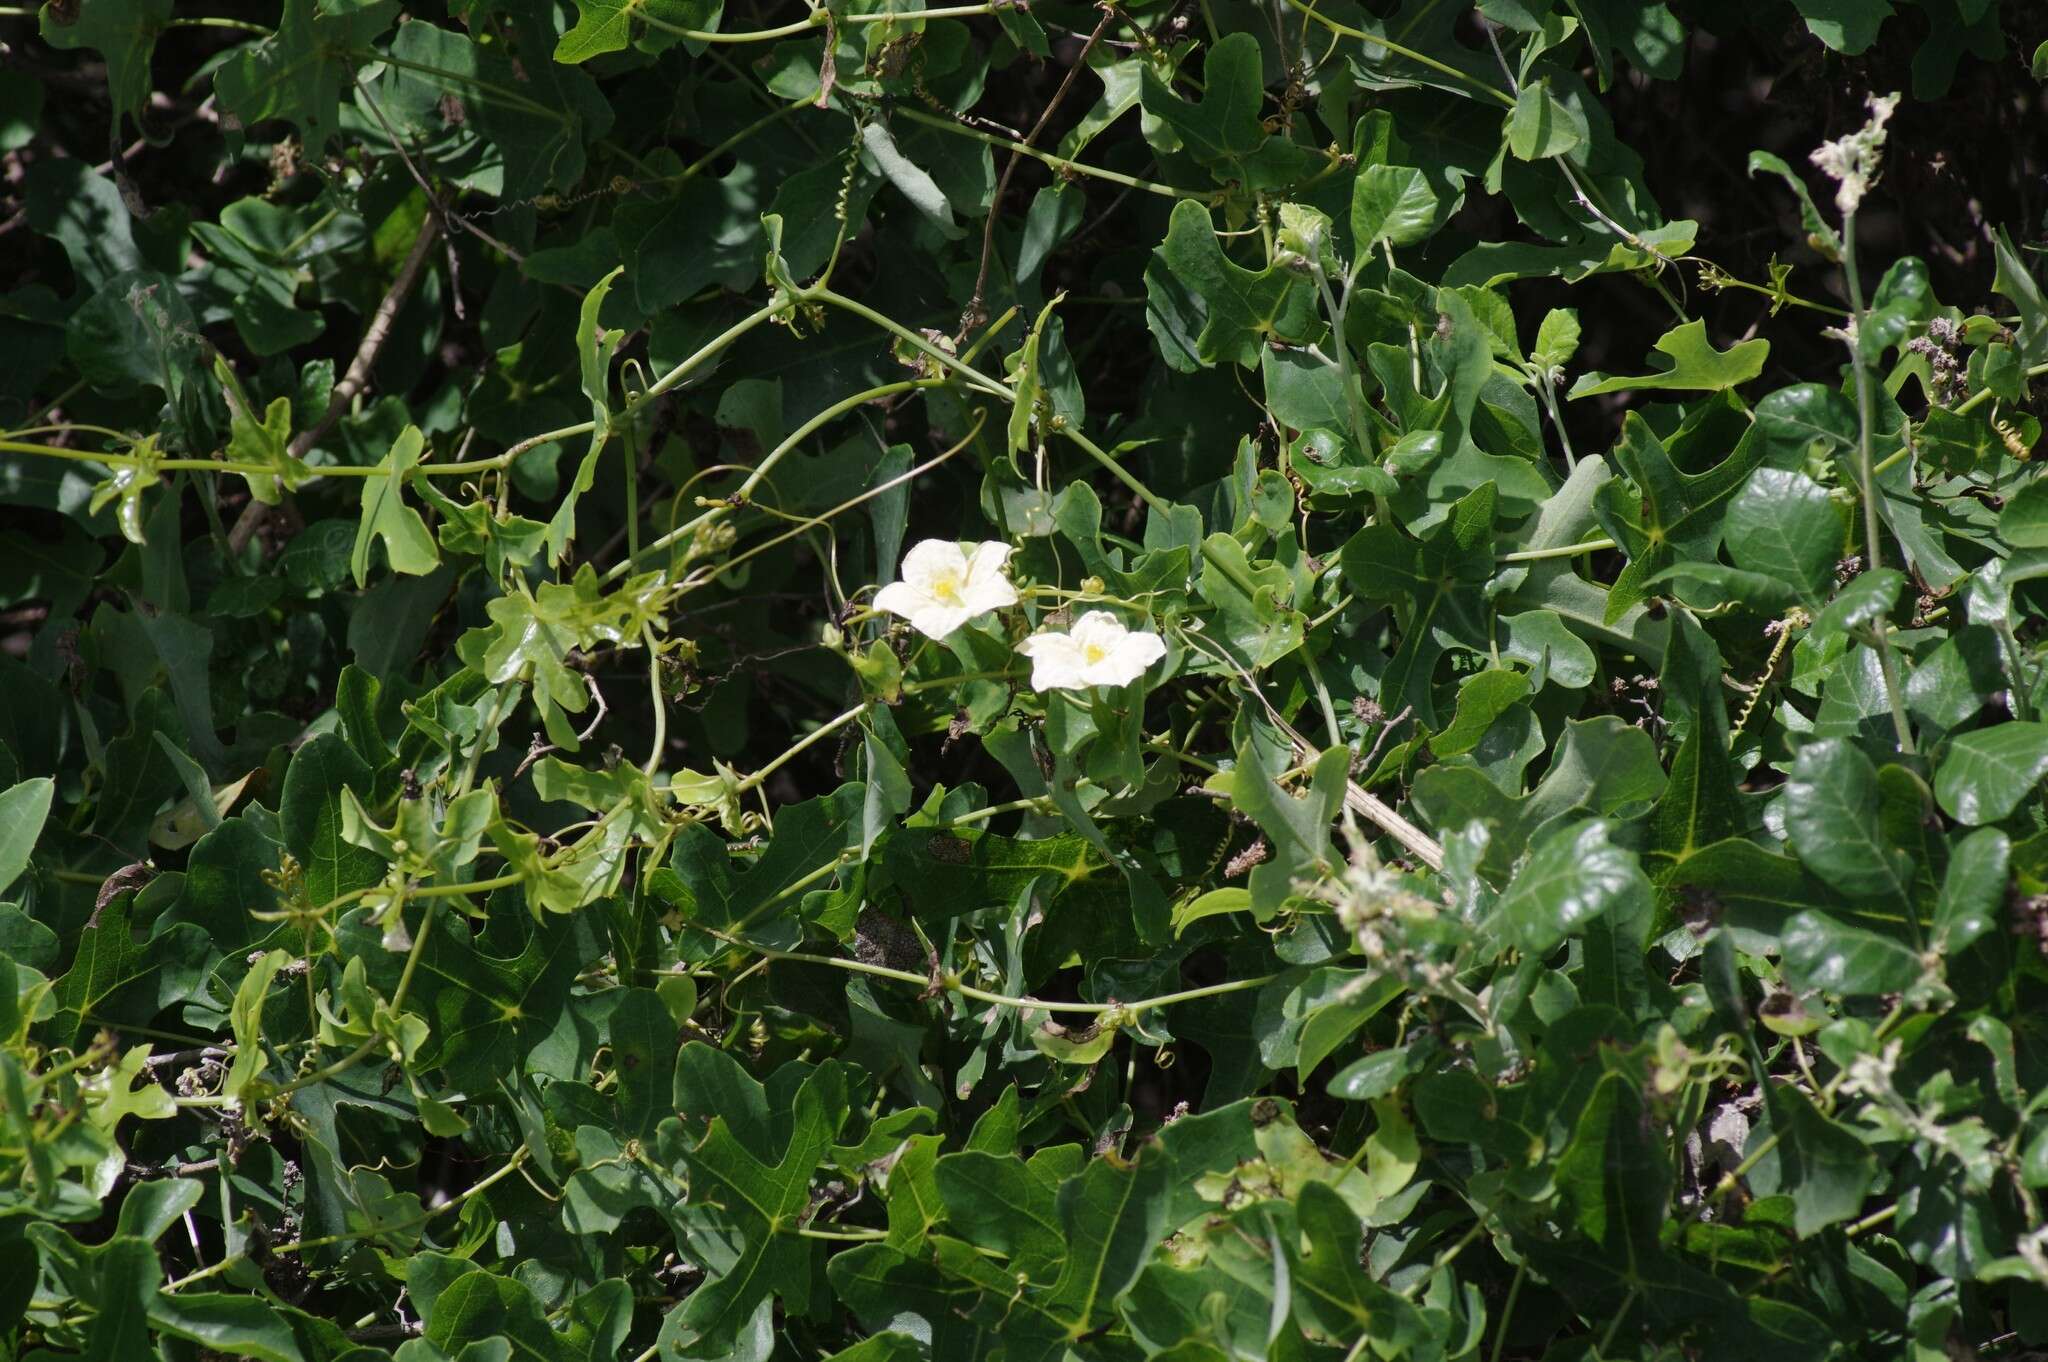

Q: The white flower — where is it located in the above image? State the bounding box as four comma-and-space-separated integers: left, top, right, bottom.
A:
1017, 611, 1167, 691
1810, 91, 1900, 216
873, 539, 1018, 639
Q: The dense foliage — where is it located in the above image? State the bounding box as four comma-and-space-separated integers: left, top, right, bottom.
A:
6, 0, 2048, 1357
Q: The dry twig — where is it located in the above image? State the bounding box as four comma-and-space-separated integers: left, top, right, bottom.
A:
958, 5, 1117, 337
227, 216, 440, 554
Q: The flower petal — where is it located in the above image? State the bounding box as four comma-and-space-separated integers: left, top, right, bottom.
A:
1067, 611, 1130, 650
1018, 631, 1090, 691
899, 538, 968, 592
959, 541, 1020, 614
961, 578, 1019, 616
873, 580, 930, 619
1084, 628, 1166, 687
906, 602, 974, 639
1122, 630, 1167, 667
963, 540, 1015, 584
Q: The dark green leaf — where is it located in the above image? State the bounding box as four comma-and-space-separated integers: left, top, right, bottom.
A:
1790, 0, 1894, 54
1934, 722, 2048, 825
1782, 739, 1916, 907
281, 735, 384, 905
1724, 467, 1842, 602
1154, 199, 1319, 368
1139, 33, 1268, 167
1499, 819, 1649, 952
0, 778, 53, 896
37, 0, 173, 133
1782, 909, 1922, 995
1505, 78, 1588, 160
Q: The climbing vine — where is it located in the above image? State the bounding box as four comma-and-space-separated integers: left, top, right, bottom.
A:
4, 1, 2048, 1359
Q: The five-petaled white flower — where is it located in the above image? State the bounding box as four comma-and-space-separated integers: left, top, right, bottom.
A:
1017, 611, 1167, 691
873, 539, 1019, 639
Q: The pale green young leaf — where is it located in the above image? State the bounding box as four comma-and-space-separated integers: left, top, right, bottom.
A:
554, 0, 723, 63
1748, 149, 1842, 256
1351, 163, 1439, 249
547, 266, 627, 562
351, 425, 440, 588
1569, 320, 1770, 398
224, 950, 291, 1102
1531, 307, 1582, 369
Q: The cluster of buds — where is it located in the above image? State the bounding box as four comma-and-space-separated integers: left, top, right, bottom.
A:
1906, 315, 1966, 403
1307, 839, 1443, 969
1809, 92, 1901, 216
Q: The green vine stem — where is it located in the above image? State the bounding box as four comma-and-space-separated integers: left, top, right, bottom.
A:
1952, 360, 2048, 416
608, 378, 947, 583
882, 104, 1208, 201
1278, 0, 1515, 109
1839, 211, 1918, 759
706, 927, 1278, 1018
162, 1147, 533, 1293
638, 3, 1007, 45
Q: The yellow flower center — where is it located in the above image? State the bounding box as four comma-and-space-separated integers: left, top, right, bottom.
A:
1083, 642, 1109, 665
928, 570, 962, 604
